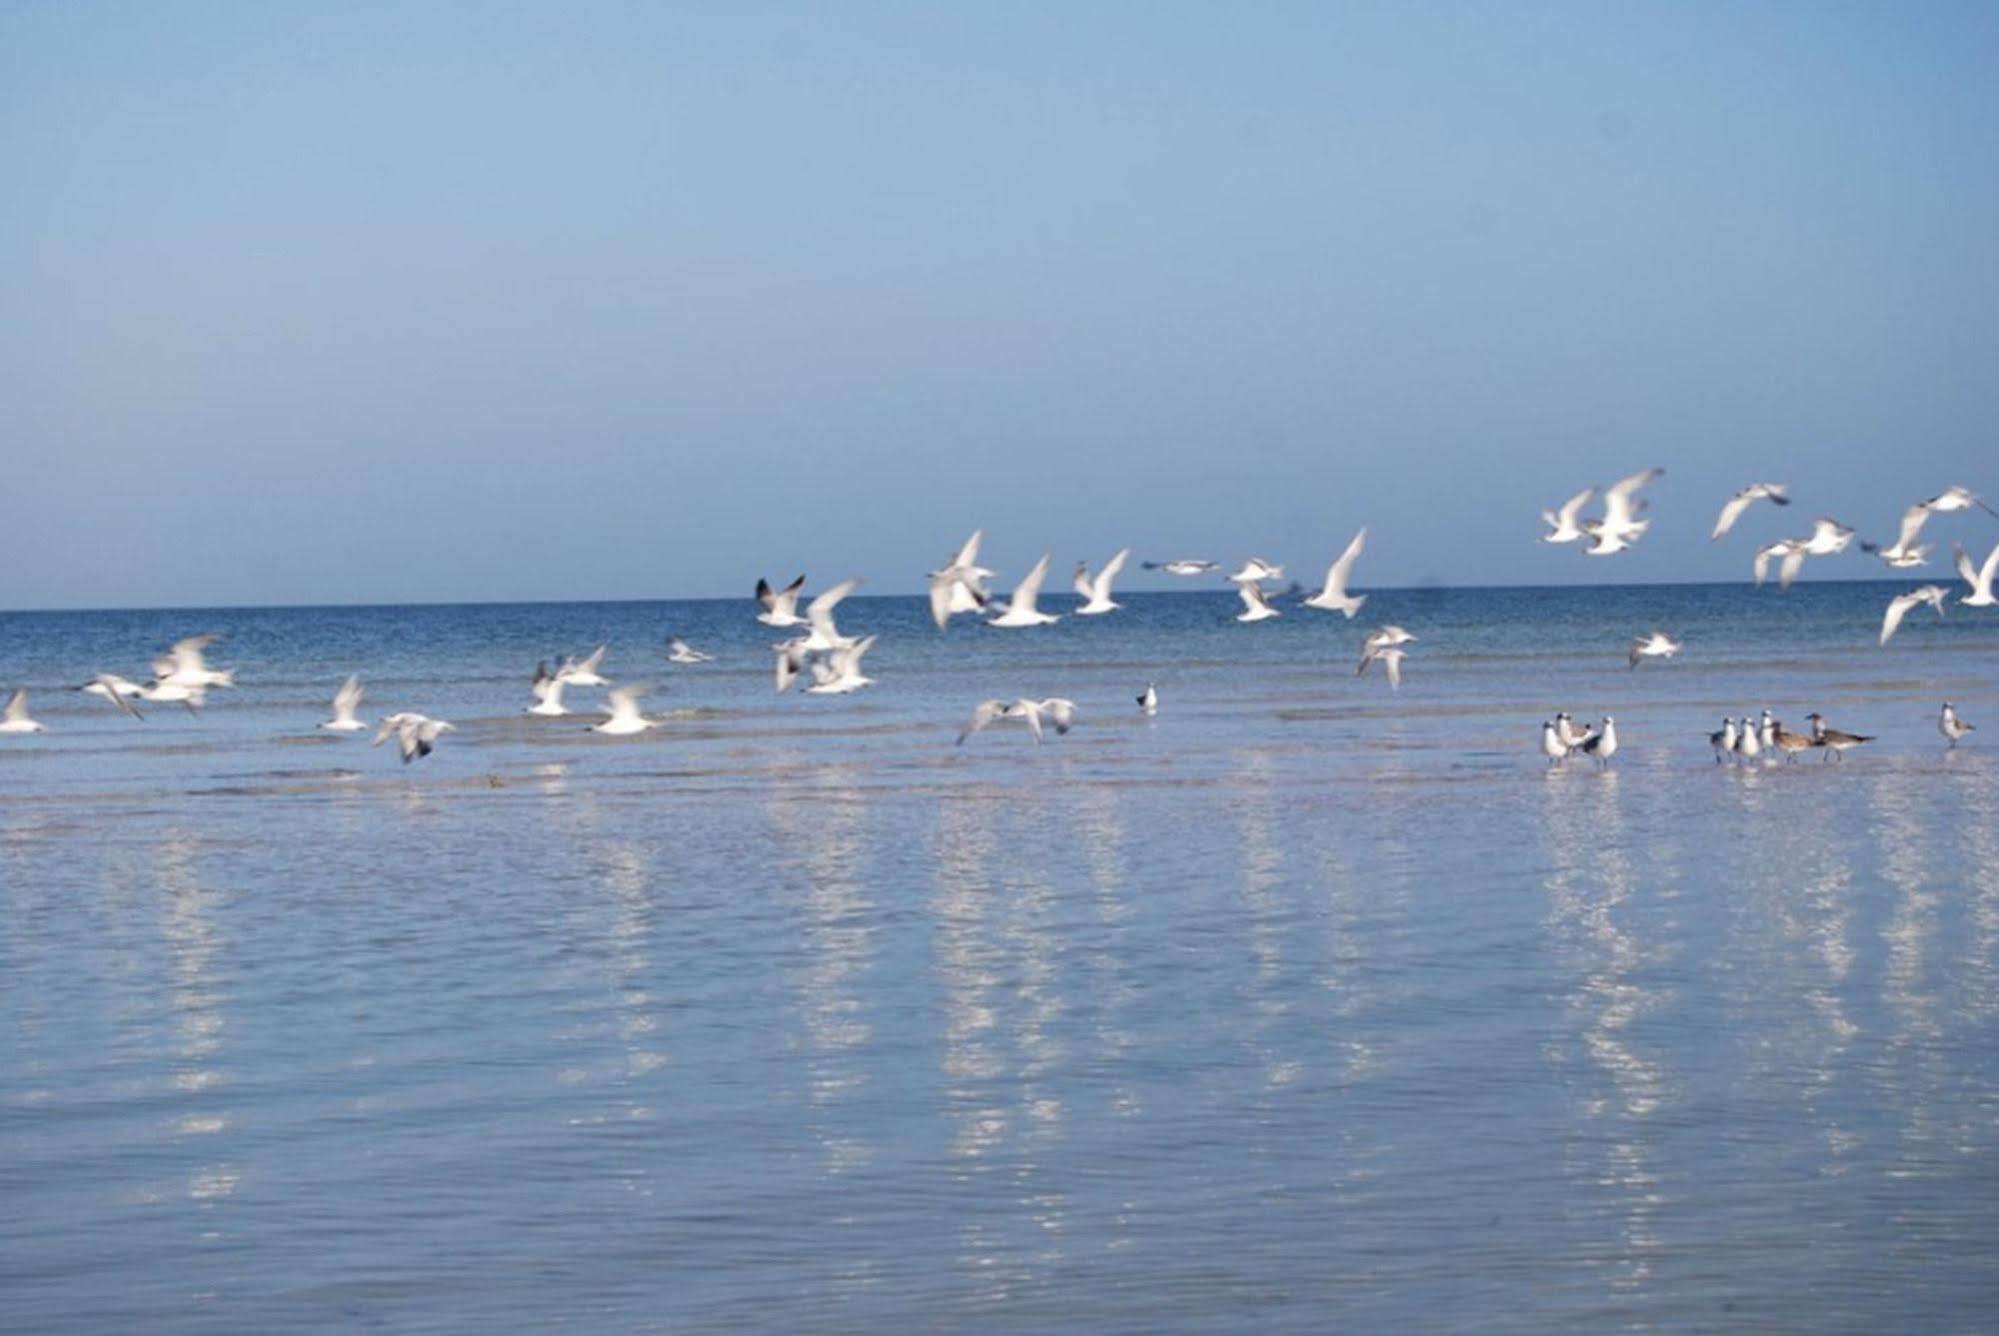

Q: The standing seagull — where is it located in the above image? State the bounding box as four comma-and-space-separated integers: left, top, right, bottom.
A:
1142, 558, 1219, 576
928, 532, 994, 629
1629, 630, 1681, 669
666, 637, 714, 664
1710, 717, 1738, 764
591, 684, 660, 735
1711, 483, 1790, 541
1955, 541, 1999, 606
320, 675, 366, 732
1577, 716, 1619, 767
1879, 585, 1948, 646
1072, 548, 1131, 616
1234, 579, 1282, 623
1806, 712, 1873, 762
0, 689, 46, 734
373, 713, 453, 764
988, 555, 1060, 627
1940, 702, 1974, 747
1541, 487, 1597, 544
1542, 720, 1570, 766
1734, 716, 1762, 764
756, 575, 809, 628
1138, 682, 1158, 716
1303, 527, 1368, 617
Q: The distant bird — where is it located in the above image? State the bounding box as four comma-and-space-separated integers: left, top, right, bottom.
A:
1629, 630, 1681, 669
1227, 557, 1284, 584
1142, 559, 1219, 576
1734, 716, 1762, 764
1940, 702, 1973, 747
591, 683, 659, 734
800, 578, 862, 650
1758, 709, 1777, 752
1577, 716, 1619, 767
320, 675, 366, 732
556, 646, 610, 687
1806, 712, 1872, 761
1710, 717, 1737, 763
80, 673, 146, 711
1138, 682, 1158, 715
666, 637, 714, 664
1358, 646, 1405, 690
1799, 517, 1856, 557
1753, 539, 1807, 590
755, 574, 808, 628
1302, 528, 1368, 617
1922, 484, 1999, 518
1955, 541, 1999, 606
152, 634, 235, 690
806, 636, 877, 695
928, 532, 994, 629
1541, 487, 1597, 544
1582, 468, 1663, 556
1861, 502, 1936, 567
1234, 579, 1281, 623
988, 555, 1060, 627
1711, 482, 1790, 541
528, 662, 569, 716
1770, 719, 1815, 763
0, 689, 46, 734
1555, 712, 1589, 751
1879, 585, 1948, 646
1072, 548, 1131, 616
374, 712, 453, 764
956, 697, 1077, 745
1542, 720, 1570, 766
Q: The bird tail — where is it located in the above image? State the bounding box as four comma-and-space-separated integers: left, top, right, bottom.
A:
213, 669, 237, 688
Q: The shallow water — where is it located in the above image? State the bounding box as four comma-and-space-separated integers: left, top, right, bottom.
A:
3, 582, 1997, 1331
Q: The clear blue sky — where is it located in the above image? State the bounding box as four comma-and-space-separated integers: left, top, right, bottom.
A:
5, 2, 1997, 609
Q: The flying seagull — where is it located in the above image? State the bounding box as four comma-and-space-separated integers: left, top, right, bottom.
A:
988, 555, 1060, 627
0, 689, 46, 735
591, 683, 659, 735
1302, 527, 1368, 617
321, 675, 366, 731
1628, 630, 1681, 669
1879, 585, 1948, 646
1072, 548, 1131, 616
1711, 482, 1790, 541
756, 574, 808, 628
374, 712, 453, 764
956, 697, 1078, 745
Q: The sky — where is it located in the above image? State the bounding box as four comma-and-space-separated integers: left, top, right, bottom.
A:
4, 1, 1998, 609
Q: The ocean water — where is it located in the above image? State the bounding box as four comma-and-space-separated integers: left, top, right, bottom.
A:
2, 580, 1997, 1332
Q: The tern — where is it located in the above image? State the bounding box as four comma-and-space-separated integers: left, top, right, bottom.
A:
1142, 559, 1219, 576
1541, 486, 1597, 544
1955, 541, 1999, 606
1861, 502, 1936, 567
1940, 702, 1974, 747
666, 638, 714, 664
528, 662, 570, 716
1072, 548, 1131, 615
152, 634, 235, 690
1923, 484, 1999, 518
80, 674, 146, 707
1227, 557, 1284, 583
373, 712, 453, 764
1582, 468, 1663, 556
1800, 517, 1856, 556
756, 574, 809, 628
1710, 717, 1737, 764
800, 578, 862, 650
320, 675, 366, 731
1138, 682, 1158, 715
1711, 483, 1790, 541
1806, 712, 1872, 761
1234, 579, 1281, 623
772, 639, 810, 693
556, 646, 610, 687
591, 683, 660, 734
1302, 528, 1368, 617
1577, 716, 1618, 767
0, 689, 46, 734
1357, 646, 1405, 690
806, 636, 877, 694
928, 532, 994, 629
956, 697, 1078, 745
988, 555, 1060, 627
1879, 585, 1948, 646
1753, 539, 1808, 590
1629, 630, 1681, 669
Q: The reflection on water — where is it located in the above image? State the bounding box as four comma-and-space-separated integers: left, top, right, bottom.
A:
1231, 750, 1299, 1091
156, 829, 239, 1214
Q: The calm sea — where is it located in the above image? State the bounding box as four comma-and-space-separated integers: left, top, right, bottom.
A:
3, 580, 1996, 1331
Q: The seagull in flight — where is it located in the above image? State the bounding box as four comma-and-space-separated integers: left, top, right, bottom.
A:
1303, 527, 1368, 617
556, 646, 610, 687
756, 574, 809, 628
1923, 484, 1999, 518
591, 683, 660, 734
956, 697, 1078, 745
1582, 468, 1663, 556
1711, 482, 1790, 541
1861, 502, 1936, 568
666, 637, 714, 664
800, 578, 862, 650
928, 531, 994, 629
1753, 538, 1808, 590
374, 712, 453, 764
528, 661, 570, 716
321, 675, 367, 731
988, 555, 1060, 627
1234, 578, 1281, 623
1956, 541, 1999, 606
0, 689, 46, 735
806, 636, 878, 694
80, 673, 147, 709
1142, 559, 1219, 576
1880, 585, 1948, 646
1072, 548, 1130, 616
1226, 557, 1284, 584
152, 634, 235, 690
1541, 486, 1596, 544
1628, 630, 1681, 669
1357, 626, 1415, 689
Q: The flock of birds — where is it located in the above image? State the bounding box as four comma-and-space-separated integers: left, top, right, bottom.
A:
0, 474, 1993, 766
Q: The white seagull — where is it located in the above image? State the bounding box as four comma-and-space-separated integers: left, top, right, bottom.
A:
928, 532, 994, 629
528, 662, 570, 716
1734, 716, 1762, 764
800, 578, 862, 650
556, 646, 610, 687
591, 683, 659, 734
1800, 517, 1856, 557
1923, 484, 1999, 518
1582, 468, 1663, 556
956, 697, 1078, 745
1628, 630, 1681, 669
1226, 557, 1284, 584
1555, 712, 1589, 751
321, 675, 367, 731
1955, 541, 1999, 606
1357, 645, 1405, 690
1234, 578, 1281, 623
1541, 487, 1597, 544
1138, 682, 1158, 716
772, 639, 810, 693
1542, 720, 1570, 766
1879, 585, 1948, 646
806, 636, 878, 695
1753, 539, 1808, 590
1940, 702, 1974, 747
152, 634, 235, 690
1861, 502, 1936, 568
666, 637, 714, 664
1072, 548, 1131, 616
988, 555, 1060, 627
1711, 482, 1790, 541
81, 673, 147, 708
373, 712, 453, 764
756, 574, 809, 628
1710, 717, 1737, 764
0, 689, 46, 734
1577, 716, 1619, 767
1303, 527, 1368, 617
1142, 559, 1219, 576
